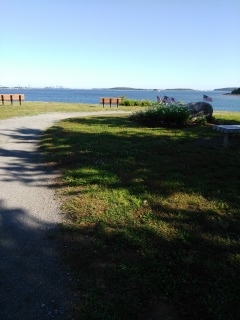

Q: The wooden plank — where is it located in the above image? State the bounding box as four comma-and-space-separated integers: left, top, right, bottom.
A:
1, 94, 25, 105
100, 97, 122, 104
1, 94, 25, 101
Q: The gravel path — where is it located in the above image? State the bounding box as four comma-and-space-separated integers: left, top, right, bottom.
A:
0, 111, 129, 319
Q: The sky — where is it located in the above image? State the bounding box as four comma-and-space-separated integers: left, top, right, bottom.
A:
1, 0, 239, 90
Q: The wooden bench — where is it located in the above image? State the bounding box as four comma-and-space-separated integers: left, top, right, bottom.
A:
1, 94, 24, 105
100, 97, 122, 108
213, 125, 240, 148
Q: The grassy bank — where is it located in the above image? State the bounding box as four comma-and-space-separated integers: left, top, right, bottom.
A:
0, 101, 137, 120
40, 111, 240, 320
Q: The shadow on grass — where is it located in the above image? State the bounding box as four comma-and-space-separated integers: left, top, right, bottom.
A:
41, 116, 240, 320
60, 216, 240, 320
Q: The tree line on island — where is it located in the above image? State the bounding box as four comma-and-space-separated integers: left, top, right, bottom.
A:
109, 87, 240, 93
231, 88, 240, 94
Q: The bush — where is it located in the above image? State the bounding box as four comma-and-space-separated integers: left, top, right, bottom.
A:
129, 102, 190, 127
121, 99, 133, 106
121, 99, 153, 107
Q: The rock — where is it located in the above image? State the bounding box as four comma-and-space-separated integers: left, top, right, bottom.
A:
185, 101, 213, 119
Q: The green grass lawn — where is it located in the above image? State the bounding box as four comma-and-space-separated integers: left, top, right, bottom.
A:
0, 101, 137, 120
40, 111, 240, 320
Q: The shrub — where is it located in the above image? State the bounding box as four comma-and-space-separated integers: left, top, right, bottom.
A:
121, 99, 134, 106
129, 102, 190, 127
121, 98, 153, 107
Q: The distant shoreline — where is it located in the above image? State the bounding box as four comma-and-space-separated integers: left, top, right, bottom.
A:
108, 87, 196, 91
223, 93, 240, 96
0, 87, 214, 91
0, 86, 238, 93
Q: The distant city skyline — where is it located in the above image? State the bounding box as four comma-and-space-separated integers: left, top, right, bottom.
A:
1, 0, 239, 90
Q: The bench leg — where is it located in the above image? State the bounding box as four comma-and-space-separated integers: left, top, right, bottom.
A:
223, 134, 228, 148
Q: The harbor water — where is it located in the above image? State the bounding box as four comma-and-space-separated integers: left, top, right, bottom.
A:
0, 88, 240, 112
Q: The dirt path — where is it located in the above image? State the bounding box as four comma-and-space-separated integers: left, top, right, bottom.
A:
0, 111, 129, 319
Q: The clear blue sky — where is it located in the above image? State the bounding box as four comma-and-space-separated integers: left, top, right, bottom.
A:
1, 0, 239, 90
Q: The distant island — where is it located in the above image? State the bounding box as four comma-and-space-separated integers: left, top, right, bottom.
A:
108, 87, 196, 91
231, 88, 240, 94
165, 88, 195, 91
108, 87, 146, 90
1, 86, 238, 93
222, 87, 240, 95
214, 87, 238, 91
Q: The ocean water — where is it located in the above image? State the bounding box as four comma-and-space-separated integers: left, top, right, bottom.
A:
1, 88, 240, 112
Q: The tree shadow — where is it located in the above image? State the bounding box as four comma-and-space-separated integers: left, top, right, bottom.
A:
0, 146, 60, 187
0, 125, 77, 319
65, 116, 134, 128
0, 128, 42, 142
0, 199, 75, 320
0, 127, 60, 188
61, 205, 240, 320
42, 116, 240, 319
